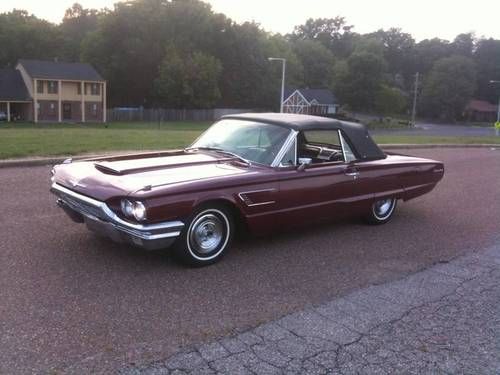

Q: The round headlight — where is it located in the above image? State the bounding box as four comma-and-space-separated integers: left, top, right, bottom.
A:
132, 201, 147, 221
121, 199, 134, 217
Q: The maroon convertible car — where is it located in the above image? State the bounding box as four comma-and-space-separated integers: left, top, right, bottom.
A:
51, 113, 444, 266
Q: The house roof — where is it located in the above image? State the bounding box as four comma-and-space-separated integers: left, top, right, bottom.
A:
221, 113, 385, 161
466, 99, 497, 113
284, 88, 337, 105
18, 59, 104, 81
0, 69, 31, 101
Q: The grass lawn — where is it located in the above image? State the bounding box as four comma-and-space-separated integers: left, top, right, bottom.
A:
0, 121, 211, 159
0, 121, 499, 159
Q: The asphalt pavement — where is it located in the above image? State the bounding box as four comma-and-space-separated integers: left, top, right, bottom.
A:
125, 243, 500, 374
1, 148, 499, 373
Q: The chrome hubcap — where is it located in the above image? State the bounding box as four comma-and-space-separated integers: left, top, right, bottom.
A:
373, 198, 394, 218
189, 214, 224, 254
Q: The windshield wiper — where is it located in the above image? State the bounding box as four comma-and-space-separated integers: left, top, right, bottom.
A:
185, 147, 251, 165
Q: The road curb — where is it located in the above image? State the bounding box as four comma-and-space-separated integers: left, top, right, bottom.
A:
381, 143, 499, 150
0, 144, 498, 169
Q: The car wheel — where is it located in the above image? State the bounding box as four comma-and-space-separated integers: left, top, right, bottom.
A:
173, 205, 234, 266
365, 197, 397, 225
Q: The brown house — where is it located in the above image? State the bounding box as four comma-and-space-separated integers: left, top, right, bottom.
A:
464, 99, 498, 123
0, 59, 106, 123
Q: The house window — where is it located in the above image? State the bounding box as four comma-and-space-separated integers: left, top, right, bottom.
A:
47, 81, 58, 94
36, 81, 44, 94
92, 103, 98, 115
77, 83, 81, 95
90, 83, 100, 95
49, 102, 56, 115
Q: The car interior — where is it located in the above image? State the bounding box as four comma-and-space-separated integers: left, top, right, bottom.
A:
297, 130, 345, 164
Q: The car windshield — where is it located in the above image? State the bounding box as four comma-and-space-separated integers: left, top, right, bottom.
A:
190, 119, 291, 166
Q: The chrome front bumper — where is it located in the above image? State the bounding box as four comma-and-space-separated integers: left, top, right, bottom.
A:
51, 183, 184, 251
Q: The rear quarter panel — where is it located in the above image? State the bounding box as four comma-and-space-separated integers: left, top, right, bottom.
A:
375, 153, 444, 201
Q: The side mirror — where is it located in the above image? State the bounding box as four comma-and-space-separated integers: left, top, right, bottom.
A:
297, 157, 312, 171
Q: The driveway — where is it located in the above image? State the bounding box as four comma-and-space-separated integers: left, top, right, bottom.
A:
1, 148, 499, 373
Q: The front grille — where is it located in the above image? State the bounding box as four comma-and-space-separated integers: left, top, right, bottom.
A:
60, 193, 105, 220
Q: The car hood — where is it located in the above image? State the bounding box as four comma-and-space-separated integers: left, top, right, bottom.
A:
53, 151, 254, 201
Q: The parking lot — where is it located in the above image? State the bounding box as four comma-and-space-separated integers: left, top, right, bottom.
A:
1, 148, 499, 373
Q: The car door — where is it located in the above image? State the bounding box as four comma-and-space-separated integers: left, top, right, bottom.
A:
275, 129, 366, 226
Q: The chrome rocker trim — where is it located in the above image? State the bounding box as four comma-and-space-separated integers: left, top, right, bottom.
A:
51, 183, 184, 250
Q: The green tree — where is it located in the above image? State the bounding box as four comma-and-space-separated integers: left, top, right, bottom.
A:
452, 33, 475, 57
473, 38, 500, 103
421, 56, 476, 121
292, 17, 355, 58
0, 10, 60, 67
213, 21, 280, 108
374, 85, 408, 115
414, 38, 451, 76
333, 51, 387, 111
261, 35, 304, 110
59, 3, 102, 61
292, 39, 334, 87
155, 48, 222, 108
367, 28, 415, 86
81, 0, 223, 106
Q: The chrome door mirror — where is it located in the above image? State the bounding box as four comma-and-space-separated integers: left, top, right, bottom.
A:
297, 157, 312, 171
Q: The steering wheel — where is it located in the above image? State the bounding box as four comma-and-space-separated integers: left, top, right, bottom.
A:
327, 150, 342, 162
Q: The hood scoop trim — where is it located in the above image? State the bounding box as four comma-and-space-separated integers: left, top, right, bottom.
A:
94, 157, 237, 176
94, 163, 122, 175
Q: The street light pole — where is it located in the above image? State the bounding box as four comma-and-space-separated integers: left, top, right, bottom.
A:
410, 72, 420, 127
268, 57, 286, 113
491, 80, 500, 123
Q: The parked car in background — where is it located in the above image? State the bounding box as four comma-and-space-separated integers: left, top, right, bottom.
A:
50, 113, 444, 266
0, 111, 7, 121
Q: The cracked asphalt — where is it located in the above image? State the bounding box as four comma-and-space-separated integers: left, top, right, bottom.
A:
123, 244, 500, 374
1, 148, 500, 373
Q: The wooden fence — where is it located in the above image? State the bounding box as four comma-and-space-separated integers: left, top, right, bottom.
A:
107, 108, 253, 122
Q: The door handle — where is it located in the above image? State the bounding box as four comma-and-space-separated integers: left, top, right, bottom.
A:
344, 167, 360, 178
345, 171, 359, 177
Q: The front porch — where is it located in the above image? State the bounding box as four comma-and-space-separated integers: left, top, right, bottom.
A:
0, 101, 32, 122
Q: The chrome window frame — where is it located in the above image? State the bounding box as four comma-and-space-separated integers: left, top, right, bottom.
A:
276, 133, 298, 167
275, 129, 354, 167
271, 130, 298, 167
338, 130, 357, 163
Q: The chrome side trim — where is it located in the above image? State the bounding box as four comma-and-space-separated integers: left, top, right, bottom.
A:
244, 201, 275, 207
271, 130, 298, 167
51, 183, 184, 236
238, 188, 277, 207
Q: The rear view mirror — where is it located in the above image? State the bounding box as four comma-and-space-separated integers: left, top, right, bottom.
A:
297, 157, 312, 171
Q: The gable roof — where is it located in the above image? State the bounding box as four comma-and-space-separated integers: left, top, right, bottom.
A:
18, 59, 104, 81
466, 99, 497, 113
0, 69, 31, 101
284, 88, 337, 105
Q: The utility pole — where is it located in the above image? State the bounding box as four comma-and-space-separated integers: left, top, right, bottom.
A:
411, 72, 420, 127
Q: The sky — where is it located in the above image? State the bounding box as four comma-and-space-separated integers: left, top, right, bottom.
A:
2, 0, 500, 41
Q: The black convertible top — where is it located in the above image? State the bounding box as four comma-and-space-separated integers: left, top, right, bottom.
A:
221, 113, 386, 161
